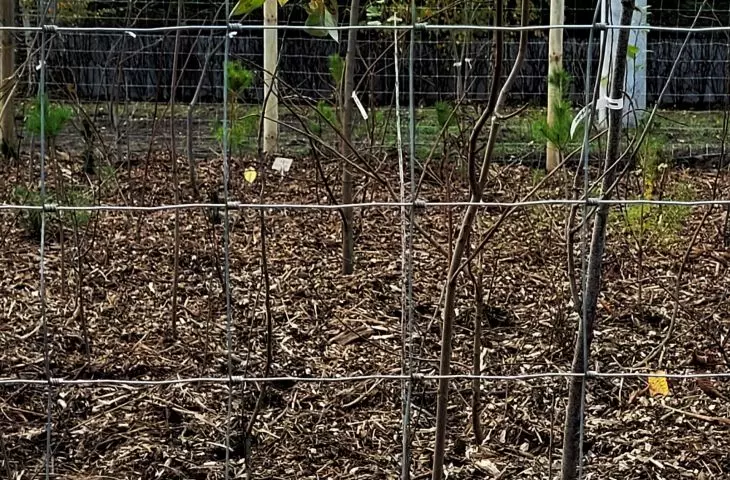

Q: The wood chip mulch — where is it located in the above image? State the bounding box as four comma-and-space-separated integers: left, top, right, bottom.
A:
1, 149, 730, 479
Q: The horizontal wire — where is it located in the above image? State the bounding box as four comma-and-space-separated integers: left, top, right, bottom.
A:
2, 23, 730, 34
1, 371, 729, 387
2, 198, 730, 213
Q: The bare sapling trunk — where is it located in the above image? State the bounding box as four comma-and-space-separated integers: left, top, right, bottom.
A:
244, 170, 274, 480
466, 260, 484, 444
0, 0, 16, 159
560, 2, 634, 479
341, 0, 360, 275
187, 31, 223, 199
169, 0, 184, 339
431, 1, 528, 478
50, 140, 67, 298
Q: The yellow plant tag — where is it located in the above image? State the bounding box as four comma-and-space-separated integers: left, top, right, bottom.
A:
648, 371, 670, 397
244, 167, 257, 184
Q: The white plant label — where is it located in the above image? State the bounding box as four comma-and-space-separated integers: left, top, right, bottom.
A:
272, 156, 293, 175
352, 90, 368, 120
570, 104, 589, 139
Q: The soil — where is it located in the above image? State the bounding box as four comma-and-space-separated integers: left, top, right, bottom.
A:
2, 144, 730, 479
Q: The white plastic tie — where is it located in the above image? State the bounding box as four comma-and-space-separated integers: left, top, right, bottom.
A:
599, 96, 624, 110
352, 90, 368, 120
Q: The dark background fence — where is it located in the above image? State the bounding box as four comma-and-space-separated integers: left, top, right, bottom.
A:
12, 0, 730, 109
29, 31, 730, 109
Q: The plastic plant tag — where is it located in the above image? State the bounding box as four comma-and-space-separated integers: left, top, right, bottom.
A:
352, 90, 368, 120
272, 156, 293, 175
570, 104, 590, 139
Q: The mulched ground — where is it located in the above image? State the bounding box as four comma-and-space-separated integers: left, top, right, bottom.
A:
1, 143, 730, 479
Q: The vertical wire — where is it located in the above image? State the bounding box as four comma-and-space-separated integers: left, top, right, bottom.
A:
577, 2, 603, 478
392, 15, 412, 480
222, 2, 233, 479
37, 2, 51, 477
401, 0, 417, 478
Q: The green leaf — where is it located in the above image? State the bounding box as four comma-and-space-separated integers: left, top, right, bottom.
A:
627, 44, 640, 60
277, 0, 289, 5
328, 54, 344, 87
315, 100, 337, 128
548, 69, 571, 92
324, 9, 338, 42
435, 101, 454, 129
303, 0, 337, 41
232, 0, 264, 16
26, 95, 73, 139
366, 4, 381, 19
226, 61, 255, 94
305, 12, 328, 37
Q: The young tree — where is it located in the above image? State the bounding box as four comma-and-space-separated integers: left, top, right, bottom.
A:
0, 0, 16, 159
431, 0, 529, 477
340, 0, 359, 274
233, 0, 366, 275
560, 1, 634, 479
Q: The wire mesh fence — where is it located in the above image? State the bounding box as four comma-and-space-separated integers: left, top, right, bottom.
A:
8, 0, 730, 161
2, 0, 730, 479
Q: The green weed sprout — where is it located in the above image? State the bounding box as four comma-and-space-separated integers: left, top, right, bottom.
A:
26, 95, 73, 139
216, 61, 259, 155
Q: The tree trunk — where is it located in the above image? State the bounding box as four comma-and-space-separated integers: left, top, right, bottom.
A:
169, 0, 183, 339
431, 1, 533, 478
341, 0, 360, 275
0, 0, 16, 158
560, 2, 634, 479
187, 34, 222, 199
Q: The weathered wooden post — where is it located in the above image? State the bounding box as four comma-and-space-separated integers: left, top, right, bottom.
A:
546, 0, 564, 171
263, 0, 278, 153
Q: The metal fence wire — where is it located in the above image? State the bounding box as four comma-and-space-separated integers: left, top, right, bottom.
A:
2, 0, 730, 479
11, 1, 730, 163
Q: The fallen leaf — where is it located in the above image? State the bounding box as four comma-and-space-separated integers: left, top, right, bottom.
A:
244, 167, 257, 183
648, 371, 670, 397
474, 458, 500, 475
